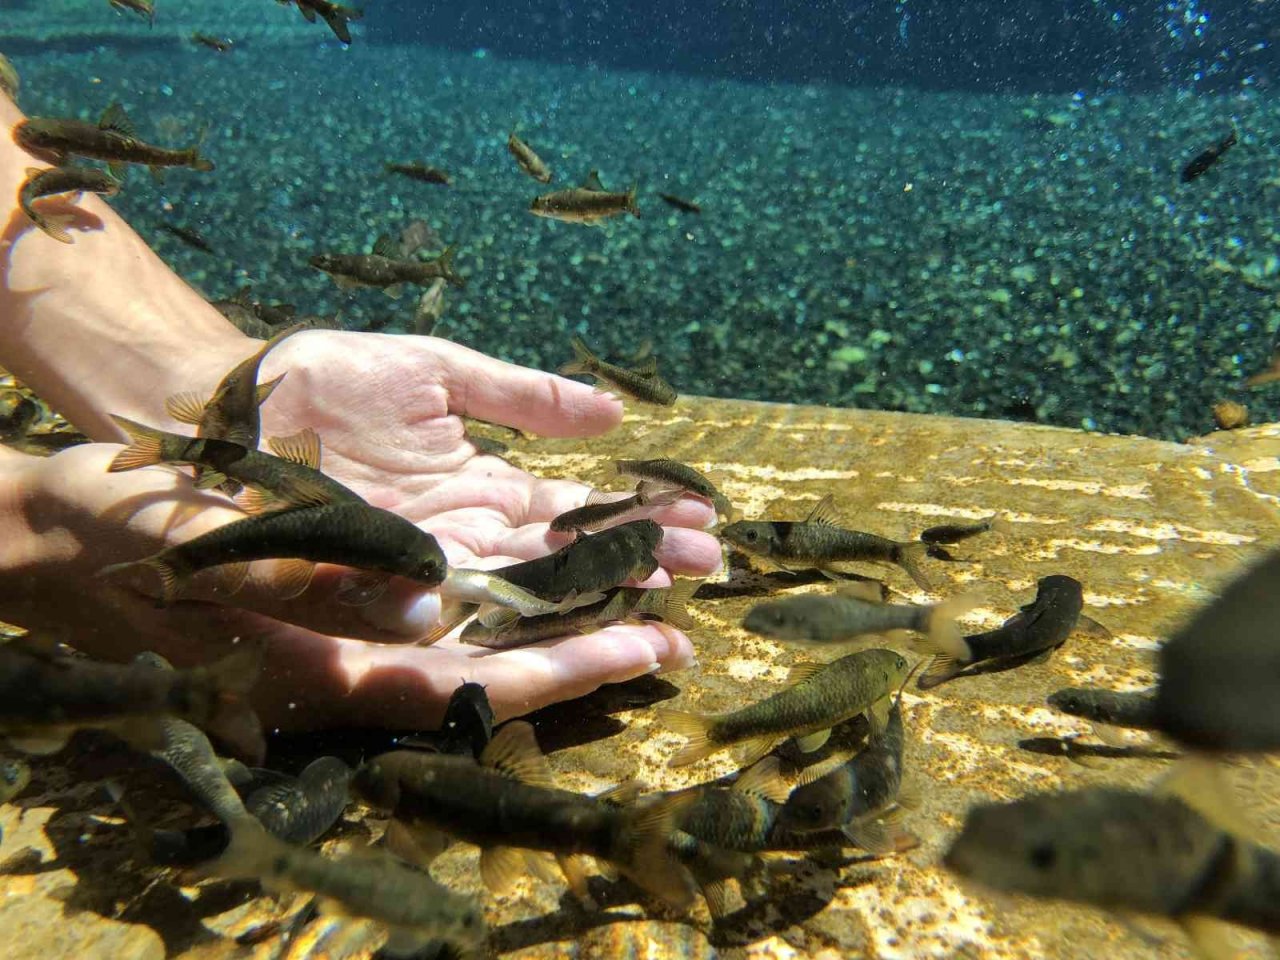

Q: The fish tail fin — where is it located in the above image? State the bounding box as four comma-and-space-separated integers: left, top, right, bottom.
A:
917, 652, 963, 690
107, 414, 172, 471
186, 149, 214, 173
558, 335, 597, 377
625, 183, 640, 218
895, 541, 935, 592
655, 708, 717, 767
202, 639, 267, 763
921, 592, 978, 663
654, 579, 700, 632
987, 513, 1015, 536
615, 792, 697, 909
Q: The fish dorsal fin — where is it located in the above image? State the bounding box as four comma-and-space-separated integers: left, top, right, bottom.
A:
99, 102, 134, 136
732, 756, 791, 803
632, 356, 659, 378
372, 234, 399, 259
1155, 756, 1263, 844
480, 720, 554, 787
581, 169, 606, 192
804, 494, 841, 527
584, 488, 619, 507
165, 390, 208, 426
268, 428, 322, 469
787, 661, 824, 684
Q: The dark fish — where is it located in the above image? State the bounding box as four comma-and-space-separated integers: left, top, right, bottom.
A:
742, 584, 973, 659
530, 184, 640, 225
1048, 686, 1160, 731
492, 519, 663, 603
0, 639, 264, 762
97, 500, 447, 606
109, 0, 155, 24
721, 495, 935, 591
191, 33, 232, 51
559, 336, 678, 405
158, 222, 214, 253
386, 162, 451, 186
549, 481, 682, 534
614, 457, 734, 520
919, 513, 1012, 545
109, 415, 361, 515
287, 0, 364, 44
210, 299, 272, 339
242, 756, 353, 846
0, 759, 30, 805
435, 682, 494, 759
1181, 128, 1237, 183
918, 575, 1084, 689
18, 165, 120, 244
659, 193, 701, 214
0, 53, 19, 102
16, 104, 212, 174
0, 388, 40, 443
507, 128, 552, 183
310, 240, 464, 297
657, 648, 911, 767
351, 721, 696, 908
1154, 549, 1280, 752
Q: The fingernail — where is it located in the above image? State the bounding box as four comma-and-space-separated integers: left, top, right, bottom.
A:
645, 662, 662, 675
360, 589, 441, 637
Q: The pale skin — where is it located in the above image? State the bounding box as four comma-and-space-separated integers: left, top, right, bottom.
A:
0, 91, 719, 731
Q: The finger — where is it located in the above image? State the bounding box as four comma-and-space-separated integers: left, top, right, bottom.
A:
431, 339, 622, 438
655, 527, 725, 576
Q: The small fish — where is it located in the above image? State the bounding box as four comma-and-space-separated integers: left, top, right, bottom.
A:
1048, 686, 1160, 732
109, 0, 155, 24
211, 300, 273, 339
919, 513, 1012, 545
658, 648, 911, 767
0, 53, 20, 102
158, 222, 214, 253
742, 584, 975, 661
398, 218, 441, 257
18, 165, 120, 244
530, 182, 640, 226
191, 33, 232, 51
507, 127, 552, 183
0, 638, 264, 762
352, 721, 696, 908
0, 389, 40, 443
659, 192, 701, 214
944, 767, 1280, 951
559, 335, 678, 405
1181, 128, 1237, 183
917, 575, 1085, 689
386, 162, 451, 185
310, 241, 464, 297
289, 0, 364, 44
721, 495, 936, 591
434, 682, 495, 759
108, 415, 361, 514
97, 500, 447, 606
492, 519, 664, 603
459, 581, 697, 650
413, 279, 448, 337
440, 567, 591, 619
16, 104, 212, 175
614, 458, 734, 520
549, 480, 683, 534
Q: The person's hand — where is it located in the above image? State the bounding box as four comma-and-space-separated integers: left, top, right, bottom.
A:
18, 331, 719, 731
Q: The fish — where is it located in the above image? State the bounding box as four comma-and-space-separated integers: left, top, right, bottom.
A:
492, 519, 664, 603
240, 756, 353, 846
1245, 350, 1280, 388
530, 182, 640, 225
191, 33, 233, 51
398, 218, 441, 257
158, 222, 214, 253
614, 457, 735, 520
658, 647, 911, 767
288, 0, 364, 45
507, 127, 552, 183
97, 500, 447, 606
1152, 548, 1280, 752
659, 193, 701, 214
108, 415, 360, 515
944, 766, 1280, 953
459, 581, 697, 650
351, 721, 696, 908
439, 566, 596, 620
742, 584, 975, 660
0, 53, 20, 102
0, 638, 264, 762
0, 388, 40, 443
15, 104, 212, 175
549, 480, 683, 534
413, 279, 448, 336
721, 495, 937, 591
386, 162, 451, 185
919, 513, 1012, 545
1047, 686, 1160, 732
109, 0, 155, 24
1181, 128, 1237, 183
432, 681, 495, 759
559, 336, 678, 405
0, 759, 30, 805
310, 240, 464, 297
18, 165, 120, 244
917, 575, 1085, 689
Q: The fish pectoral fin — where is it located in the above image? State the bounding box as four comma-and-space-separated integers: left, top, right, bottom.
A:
895, 785, 922, 810
479, 845, 527, 895
255, 373, 287, 407
267, 428, 322, 470
477, 604, 519, 630
917, 653, 961, 690
554, 853, 597, 906
191, 469, 228, 491
794, 728, 832, 754
701, 877, 732, 919
385, 818, 451, 866
841, 817, 894, 855
271, 559, 316, 600
804, 494, 842, 527
866, 697, 893, 737
620, 792, 698, 910
479, 720, 555, 787
733, 756, 791, 803
164, 390, 208, 426
1075, 613, 1114, 639
236, 485, 285, 516
334, 571, 389, 606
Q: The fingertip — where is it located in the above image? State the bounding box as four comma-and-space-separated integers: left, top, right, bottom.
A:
358, 586, 441, 638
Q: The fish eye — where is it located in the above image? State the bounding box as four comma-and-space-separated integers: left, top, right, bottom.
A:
1028, 842, 1057, 870
744, 529, 759, 542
